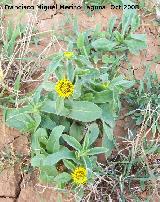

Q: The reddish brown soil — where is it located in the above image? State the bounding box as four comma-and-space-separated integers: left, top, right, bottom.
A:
1, 0, 160, 201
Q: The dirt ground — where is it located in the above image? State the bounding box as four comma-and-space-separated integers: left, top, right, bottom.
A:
0, 0, 160, 201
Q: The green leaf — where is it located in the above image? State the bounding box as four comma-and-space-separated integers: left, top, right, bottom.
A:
33, 85, 43, 103
41, 101, 57, 114
67, 62, 75, 82
106, 15, 117, 38
46, 125, 65, 153
31, 128, 48, 155
75, 186, 84, 202
54, 172, 71, 184
42, 81, 55, 91
73, 17, 79, 35
81, 93, 94, 102
77, 33, 85, 49
6, 21, 14, 41
131, 14, 140, 32
62, 134, 82, 151
88, 147, 108, 155
41, 100, 69, 116
39, 165, 58, 183
110, 75, 135, 89
32, 113, 42, 132
14, 74, 21, 91
56, 96, 64, 115
121, 8, 135, 36
59, 118, 71, 133
69, 122, 84, 142
55, 66, 66, 80
67, 101, 102, 122
93, 89, 113, 103
44, 53, 63, 80
83, 156, 92, 171
76, 68, 99, 80
41, 165, 58, 176
82, 133, 90, 150
77, 55, 94, 68
40, 116, 56, 130
5, 107, 38, 133
102, 123, 115, 157
101, 103, 115, 128
63, 159, 75, 171
43, 148, 76, 166
31, 154, 45, 167
87, 123, 99, 147
92, 38, 116, 51
114, 31, 124, 43
73, 78, 81, 99
130, 34, 146, 42
124, 39, 147, 55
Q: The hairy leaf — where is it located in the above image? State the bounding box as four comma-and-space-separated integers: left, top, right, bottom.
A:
67, 101, 102, 122
43, 148, 76, 166
62, 134, 82, 151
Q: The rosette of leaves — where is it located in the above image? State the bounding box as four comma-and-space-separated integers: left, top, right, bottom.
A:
62, 1, 146, 69
4, 52, 134, 159
91, 10, 147, 55
31, 123, 106, 188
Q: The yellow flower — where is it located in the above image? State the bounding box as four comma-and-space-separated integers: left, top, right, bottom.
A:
64, 52, 74, 59
71, 166, 87, 185
55, 79, 74, 98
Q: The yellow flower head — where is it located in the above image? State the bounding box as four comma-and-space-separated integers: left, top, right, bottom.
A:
55, 79, 74, 98
71, 166, 87, 185
64, 52, 74, 60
